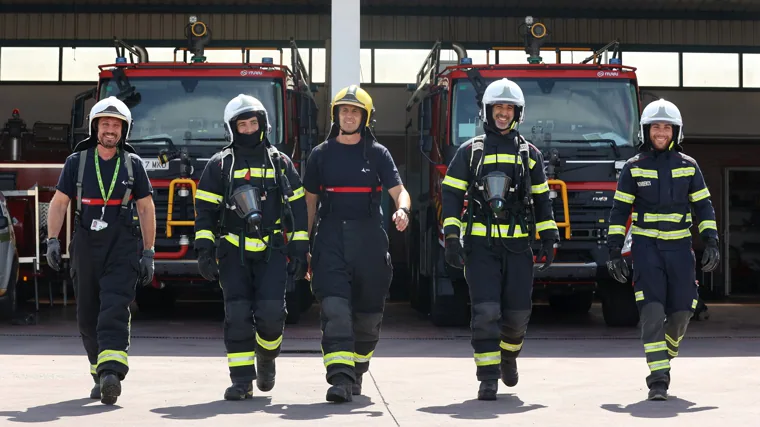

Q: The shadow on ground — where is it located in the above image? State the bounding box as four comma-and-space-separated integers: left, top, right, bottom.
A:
0, 398, 119, 423
417, 394, 547, 420
600, 396, 718, 418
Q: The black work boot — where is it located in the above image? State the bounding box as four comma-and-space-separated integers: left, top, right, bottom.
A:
224, 382, 254, 401
256, 359, 276, 392
326, 374, 353, 403
99, 372, 121, 405
501, 358, 519, 387
647, 382, 668, 401
89, 374, 100, 399
352, 373, 363, 396
478, 380, 498, 401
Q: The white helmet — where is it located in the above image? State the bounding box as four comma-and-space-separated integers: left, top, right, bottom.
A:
88, 96, 132, 140
223, 94, 271, 143
481, 78, 526, 130
639, 98, 684, 145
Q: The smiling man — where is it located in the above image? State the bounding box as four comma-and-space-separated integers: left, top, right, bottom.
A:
45, 96, 156, 406
302, 85, 411, 403
606, 98, 720, 401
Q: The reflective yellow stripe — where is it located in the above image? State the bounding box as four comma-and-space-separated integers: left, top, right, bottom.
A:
324, 351, 355, 367
443, 217, 462, 229
643, 213, 686, 223
195, 189, 223, 204
256, 333, 283, 351
644, 341, 667, 353
668, 348, 679, 357
535, 220, 558, 232
608, 225, 626, 236
474, 351, 501, 366
630, 168, 658, 179
291, 230, 309, 241
529, 158, 537, 169
90, 364, 97, 375
698, 220, 717, 233
614, 190, 635, 204
665, 334, 683, 347
442, 175, 468, 191
648, 359, 670, 372
195, 229, 215, 242
97, 350, 128, 367
468, 223, 529, 238
232, 168, 285, 179
290, 186, 305, 201
354, 351, 374, 364
692, 299, 699, 309
483, 154, 519, 165
689, 188, 710, 202
672, 167, 695, 178
224, 233, 280, 252
635, 290, 644, 301
632, 212, 638, 221
531, 181, 549, 194
500, 341, 523, 352
228, 351, 255, 367
631, 226, 691, 240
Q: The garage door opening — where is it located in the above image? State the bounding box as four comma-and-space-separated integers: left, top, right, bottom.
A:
724, 167, 760, 297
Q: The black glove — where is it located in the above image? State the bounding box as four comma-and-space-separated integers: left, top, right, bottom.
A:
45, 238, 62, 271
287, 241, 309, 281
444, 237, 466, 269
197, 248, 219, 282
606, 247, 630, 283
702, 238, 720, 272
138, 249, 155, 287
536, 239, 556, 272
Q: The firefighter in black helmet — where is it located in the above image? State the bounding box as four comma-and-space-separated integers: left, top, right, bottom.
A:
45, 96, 156, 405
193, 94, 309, 401
302, 85, 411, 403
441, 78, 559, 401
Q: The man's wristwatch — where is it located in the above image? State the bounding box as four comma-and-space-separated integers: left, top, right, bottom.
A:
399, 207, 411, 216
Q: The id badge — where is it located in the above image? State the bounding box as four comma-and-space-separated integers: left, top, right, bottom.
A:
90, 219, 109, 231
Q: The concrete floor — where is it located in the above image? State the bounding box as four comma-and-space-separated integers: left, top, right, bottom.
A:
1, 302, 759, 426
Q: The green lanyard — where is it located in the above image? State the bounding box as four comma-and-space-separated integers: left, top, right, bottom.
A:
94, 149, 121, 220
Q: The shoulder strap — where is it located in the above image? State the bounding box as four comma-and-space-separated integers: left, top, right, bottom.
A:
469, 136, 485, 184
121, 151, 134, 210
76, 149, 88, 216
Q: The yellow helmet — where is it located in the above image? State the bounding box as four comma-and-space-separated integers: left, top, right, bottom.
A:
331, 85, 374, 127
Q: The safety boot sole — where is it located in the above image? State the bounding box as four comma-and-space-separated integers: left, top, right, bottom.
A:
99, 375, 121, 405
326, 384, 353, 403
224, 386, 254, 401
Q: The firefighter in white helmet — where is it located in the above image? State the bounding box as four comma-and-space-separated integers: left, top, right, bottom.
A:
193, 94, 309, 400
45, 96, 156, 405
441, 78, 559, 400
607, 98, 719, 401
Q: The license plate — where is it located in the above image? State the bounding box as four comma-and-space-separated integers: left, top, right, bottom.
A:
143, 159, 169, 171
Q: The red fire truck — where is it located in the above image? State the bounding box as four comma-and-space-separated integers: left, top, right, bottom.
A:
64, 17, 320, 322
404, 18, 641, 327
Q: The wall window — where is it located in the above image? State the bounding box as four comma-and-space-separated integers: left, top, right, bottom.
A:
742, 54, 760, 88
359, 49, 372, 83
374, 49, 432, 84
311, 48, 327, 84
145, 47, 179, 62
0, 47, 60, 81
623, 52, 680, 87
682, 52, 739, 88
61, 47, 116, 81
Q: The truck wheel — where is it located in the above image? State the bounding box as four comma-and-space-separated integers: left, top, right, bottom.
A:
135, 285, 176, 315
600, 280, 640, 327
548, 291, 594, 314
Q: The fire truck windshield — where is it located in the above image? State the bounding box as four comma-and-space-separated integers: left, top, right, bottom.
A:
452, 78, 639, 148
99, 77, 283, 146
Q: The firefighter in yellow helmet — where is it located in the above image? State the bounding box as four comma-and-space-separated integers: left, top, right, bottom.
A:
302, 85, 411, 402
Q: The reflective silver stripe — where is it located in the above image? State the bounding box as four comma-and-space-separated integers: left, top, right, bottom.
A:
354, 350, 374, 363
644, 341, 667, 353
630, 168, 658, 179
614, 190, 635, 204
608, 225, 626, 236
689, 188, 710, 202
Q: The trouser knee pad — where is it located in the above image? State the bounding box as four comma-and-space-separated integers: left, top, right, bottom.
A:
471, 302, 501, 340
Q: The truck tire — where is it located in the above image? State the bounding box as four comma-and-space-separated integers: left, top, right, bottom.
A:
548, 291, 594, 314
600, 280, 640, 327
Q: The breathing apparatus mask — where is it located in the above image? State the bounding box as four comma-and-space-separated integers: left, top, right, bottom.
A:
231, 184, 264, 234
481, 171, 512, 217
